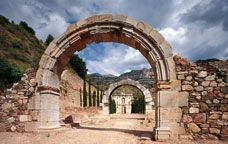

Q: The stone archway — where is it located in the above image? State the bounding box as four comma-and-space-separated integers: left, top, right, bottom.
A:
102, 79, 153, 115
28, 14, 182, 140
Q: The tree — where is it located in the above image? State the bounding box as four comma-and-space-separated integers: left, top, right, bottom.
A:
79, 88, 82, 107
100, 90, 103, 103
45, 34, 54, 46
92, 90, 96, 106
96, 87, 100, 107
131, 97, 145, 114
88, 78, 92, 107
0, 15, 10, 26
83, 77, 87, 107
0, 58, 22, 91
69, 55, 87, 79
109, 98, 116, 114
19, 21, 35, 35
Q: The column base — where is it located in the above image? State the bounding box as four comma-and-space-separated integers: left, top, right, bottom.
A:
25, 121, 61, 132
155, 127, 171, 141
38, 122, 61, 130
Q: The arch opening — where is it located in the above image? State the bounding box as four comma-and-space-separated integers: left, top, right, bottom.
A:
30, 14, 180, 141
103, 79, 153, 116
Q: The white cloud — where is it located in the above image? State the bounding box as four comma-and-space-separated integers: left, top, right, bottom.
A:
36, 13, 68, 40
159, 27, 186, 45
84, 44, 149, 76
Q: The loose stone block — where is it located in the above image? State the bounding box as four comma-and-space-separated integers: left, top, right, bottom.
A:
205, 75, 215, 81
177, 74, 185, 80
222, 112, 228, 120
209, 114, 220, 120
186, 76, 193, 81
192, 113, 206, 123
213, 99, 220, 104
182, 85, 193, 91
201, 81, 210, 87
188, 123, 201, 133
189, 107, 199, 113
209, 128, 220, 134
199, 102, 209, 112
7, 117, 15, 123
210, 81, 218, 87
198, 71, 207, 78
195, 86, 204, 92
19, 115, 31, 122
221, 126, 228, 135
182, 114, 193, 123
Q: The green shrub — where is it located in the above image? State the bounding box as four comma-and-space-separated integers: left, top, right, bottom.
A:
109, 98, 116, 114
0, 58, 22, 91
69, 54, 87, 79
0, 15, 10, 26
19, 21, 35, 35
131, 97, 145, 114
45, 34, 54, 46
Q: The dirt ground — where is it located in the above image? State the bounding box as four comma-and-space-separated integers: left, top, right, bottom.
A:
0, 114, 227, 144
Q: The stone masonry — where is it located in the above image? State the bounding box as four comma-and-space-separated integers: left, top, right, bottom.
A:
174, 55, 228, 140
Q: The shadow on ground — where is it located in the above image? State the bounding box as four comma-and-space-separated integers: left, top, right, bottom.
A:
77, 125, 155, 140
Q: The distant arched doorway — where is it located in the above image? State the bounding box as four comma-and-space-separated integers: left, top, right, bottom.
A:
103, 79, 153, 115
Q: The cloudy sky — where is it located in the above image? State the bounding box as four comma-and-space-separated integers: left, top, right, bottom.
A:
0, 0, 227, 75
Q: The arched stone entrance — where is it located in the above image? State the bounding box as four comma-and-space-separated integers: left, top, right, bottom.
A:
28, 14, 182, 140
102, 79, 153, 115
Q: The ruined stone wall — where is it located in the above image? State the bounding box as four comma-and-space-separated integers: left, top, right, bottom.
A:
174, 55, 228, 140
60, 69, 98, 120
0, 68, 98, 132
0, 69, 36, 132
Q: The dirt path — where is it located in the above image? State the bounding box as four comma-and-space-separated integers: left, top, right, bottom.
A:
0, 114, 226, 144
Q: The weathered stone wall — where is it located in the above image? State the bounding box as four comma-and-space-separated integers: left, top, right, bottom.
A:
0, 69, 36, 132
0, 68, 98, 132
174, 55, 228, 140
60, 69, 98, 120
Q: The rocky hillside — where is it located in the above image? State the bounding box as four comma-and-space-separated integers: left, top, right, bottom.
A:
89, 68, 155, 88
0, 15, 45, 71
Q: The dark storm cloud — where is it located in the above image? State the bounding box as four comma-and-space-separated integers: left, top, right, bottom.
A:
181, 0, 228, 31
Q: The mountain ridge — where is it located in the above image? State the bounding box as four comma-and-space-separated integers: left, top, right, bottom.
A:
89, 68, 155, 88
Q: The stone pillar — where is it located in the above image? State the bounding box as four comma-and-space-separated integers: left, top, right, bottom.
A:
102, 95, 109, 115
155, 90, 180, 140
38, 88, 60, 129
26, 86, 61, 131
